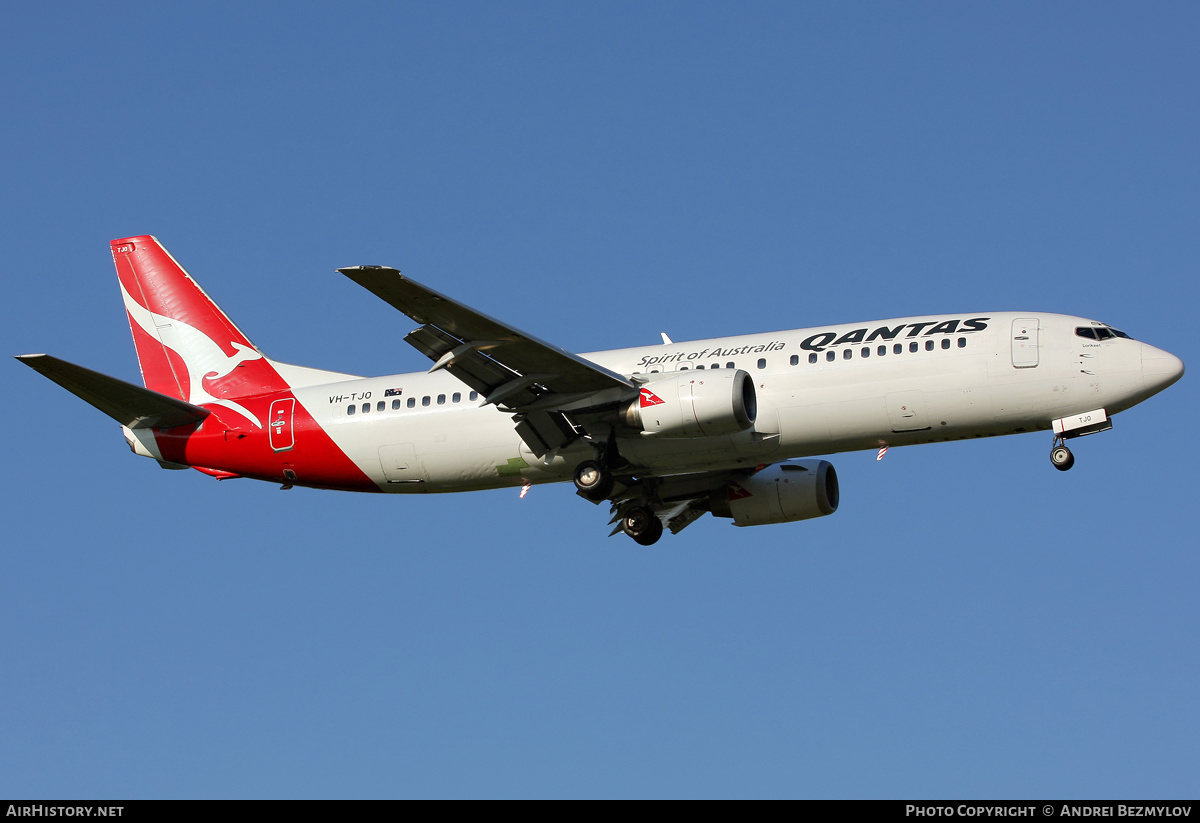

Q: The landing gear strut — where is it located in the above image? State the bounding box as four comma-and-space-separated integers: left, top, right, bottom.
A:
621, 505, 664, 546
574, 459, 615, 501
1050, 437, 1075, 472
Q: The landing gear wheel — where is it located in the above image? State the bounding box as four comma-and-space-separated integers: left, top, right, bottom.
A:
622, 506, 664, 546
574, 460, 614, 501
1051, 444, 1075, 471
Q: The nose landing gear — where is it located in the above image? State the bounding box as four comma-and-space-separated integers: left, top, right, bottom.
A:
1048, 409, 1113, 471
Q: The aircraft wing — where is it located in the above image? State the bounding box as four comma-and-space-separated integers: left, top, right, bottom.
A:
339, 266, 637, 455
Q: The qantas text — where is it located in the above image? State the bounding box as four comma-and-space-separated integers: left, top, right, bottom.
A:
800, 318, 990, 352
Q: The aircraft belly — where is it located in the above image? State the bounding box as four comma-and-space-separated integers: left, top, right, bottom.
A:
813, 398, 888, 449
775, 382, 901, 452
772, 370, 1012, 453
410, 440, 529, 490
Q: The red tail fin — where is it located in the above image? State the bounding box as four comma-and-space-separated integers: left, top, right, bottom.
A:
112, 236, 289, 424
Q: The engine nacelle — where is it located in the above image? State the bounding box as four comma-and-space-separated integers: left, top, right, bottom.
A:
622, 369, 757, 438
711, 460, 839, 527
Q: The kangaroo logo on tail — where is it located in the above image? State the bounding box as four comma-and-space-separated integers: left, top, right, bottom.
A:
120, 280, 266, 428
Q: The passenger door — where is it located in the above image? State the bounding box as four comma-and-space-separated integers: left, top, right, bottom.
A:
1011, 318, 1040, 368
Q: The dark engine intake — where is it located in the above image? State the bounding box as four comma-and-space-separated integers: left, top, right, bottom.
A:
622, 369, 757, 437
710, 460, 839, 526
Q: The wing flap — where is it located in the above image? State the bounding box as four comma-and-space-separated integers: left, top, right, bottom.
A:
514, 410, 578, 457
16, 354, 210, 429
404, 324, 519, 398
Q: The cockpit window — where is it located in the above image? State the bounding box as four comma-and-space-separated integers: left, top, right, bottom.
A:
1076, 326, 1134, 341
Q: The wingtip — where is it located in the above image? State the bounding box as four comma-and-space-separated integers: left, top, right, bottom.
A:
337, 265, 400, 276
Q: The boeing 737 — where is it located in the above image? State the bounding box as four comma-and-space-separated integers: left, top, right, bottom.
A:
17, 236, 1185, 545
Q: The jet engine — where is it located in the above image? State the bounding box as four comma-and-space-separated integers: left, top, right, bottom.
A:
622, 369, 757, 438
710, 460, 839, 526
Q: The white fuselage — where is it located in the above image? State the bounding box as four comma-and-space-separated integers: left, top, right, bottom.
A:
286, 312, 1180, 492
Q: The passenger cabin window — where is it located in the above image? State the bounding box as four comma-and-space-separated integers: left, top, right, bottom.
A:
878, 345, 887, 356
362, 403, 371, 414
437, 394, 446, 405
958, 337, 966, 348
925, 341, 934, 351
941, 338, 950, 349
453, 392, 461, 403
843, 349, 852, 360
469, 391, 479, 401
790, 355, 799, 366
726, 362, 735, 369
809, 353, 818, 364
893, 344, 902, 354
347, 405, 356, 415
757, 358, 766, 369
377, 401, 385, 412
861, 347, 870, 358
910, 342, 919, 353
826, 351, 836, 362
407, 397, 416, 408
392, 399, 401, 410
422, 396, 430, 407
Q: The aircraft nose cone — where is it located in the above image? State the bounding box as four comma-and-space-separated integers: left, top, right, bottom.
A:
1141, 343, 1185, 395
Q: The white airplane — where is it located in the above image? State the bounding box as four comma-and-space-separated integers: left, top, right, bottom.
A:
17, 236, 1185, 545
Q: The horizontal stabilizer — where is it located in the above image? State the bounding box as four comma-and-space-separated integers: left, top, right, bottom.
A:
15, 354, 210, 429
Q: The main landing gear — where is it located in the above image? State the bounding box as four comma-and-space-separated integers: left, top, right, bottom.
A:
574, 437, 663, 545
573, 459, 615, 501
620, 505, 664, 546
573, 458, 666, 546
1050, 437, 1075, 472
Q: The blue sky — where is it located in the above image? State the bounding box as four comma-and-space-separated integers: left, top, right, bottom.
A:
2, 2, 1197, 798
